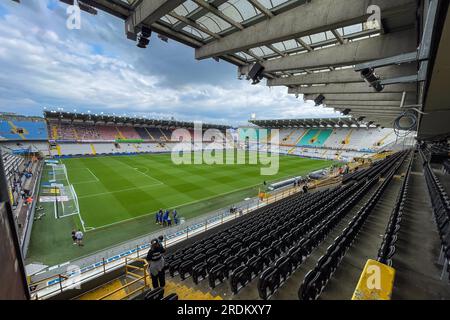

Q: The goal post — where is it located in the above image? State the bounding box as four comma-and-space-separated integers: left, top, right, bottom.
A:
50, 163, 80, 219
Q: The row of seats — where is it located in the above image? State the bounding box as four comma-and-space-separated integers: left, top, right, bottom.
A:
444, 160, 450, 175
298, 151, 408, 300
162, 152, 407, 300
165, 187, 351, 293
257, 174, 381, 299
377, 151, 413, 266
134, 150, 408, 300
342, 154, 398, 184
420, 147, 450, 276
2, 152, 24, 182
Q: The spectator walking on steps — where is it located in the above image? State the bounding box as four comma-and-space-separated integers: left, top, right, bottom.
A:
302, 184, 308, 194
146, 239, 166, 289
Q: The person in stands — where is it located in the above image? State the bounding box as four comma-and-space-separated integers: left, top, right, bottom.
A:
302, 184, 308, 194
146, 239, 166, 289
158, 235, 164, 249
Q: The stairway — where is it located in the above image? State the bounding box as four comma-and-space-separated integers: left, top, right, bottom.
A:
115, 127, 126, 140
343, 129, 354, 146
159, 128, 169, 141
90, 144, 97, 155
8, 121, 26, 139
77, 278, 128, 300
392, 155, 450, 299
319, 175, 405, 299
164, 281, 222, 300
144, 127, 155, 141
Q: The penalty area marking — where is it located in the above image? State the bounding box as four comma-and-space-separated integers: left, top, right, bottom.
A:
77, 183, 164, 199
69, 168, 100, 185
87, 168, 100, 182
82, 180, 266, 232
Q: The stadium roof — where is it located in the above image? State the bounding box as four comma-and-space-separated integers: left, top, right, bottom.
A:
46, 1, 450, 139
249, 117, 370, 128
44, 111, 231, 130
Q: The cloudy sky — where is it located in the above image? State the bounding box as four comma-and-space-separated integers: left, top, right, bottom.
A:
0, 0, 341, 125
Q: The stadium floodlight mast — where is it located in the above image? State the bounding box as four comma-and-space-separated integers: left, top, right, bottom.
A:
170, 122, 280, 176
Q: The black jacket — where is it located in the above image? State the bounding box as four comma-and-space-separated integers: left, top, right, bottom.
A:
146, 246, 166, 262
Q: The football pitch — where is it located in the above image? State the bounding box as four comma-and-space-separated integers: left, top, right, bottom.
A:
27, 152, 335, 265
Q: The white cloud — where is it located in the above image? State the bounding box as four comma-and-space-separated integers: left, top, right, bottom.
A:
0, 1, 341, 125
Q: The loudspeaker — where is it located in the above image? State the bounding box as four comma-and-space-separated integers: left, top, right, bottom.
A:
247, 63, 265, 84
342, 109, 351, 115
314, 94, 325, 106
361, 68, 384, 92
141, 27, 152, 39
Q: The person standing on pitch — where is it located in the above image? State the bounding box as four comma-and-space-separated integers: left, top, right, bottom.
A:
172, 209, 178, 225
156, 209, 163, 225
163, 209, 169, 227
75, 229, 84, 246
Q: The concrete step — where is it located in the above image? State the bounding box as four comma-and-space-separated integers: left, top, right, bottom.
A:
319, 175, 404, 300
392, 155, 450, 299
268, 180, 384, 300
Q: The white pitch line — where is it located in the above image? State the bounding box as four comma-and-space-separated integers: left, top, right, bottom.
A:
54, 199, 57, 219
84, 181, 265, 232
77, 183, 164, 199
86, 168, 100, 182
109, 157, 165, 185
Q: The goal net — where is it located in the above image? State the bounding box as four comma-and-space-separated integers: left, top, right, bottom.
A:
51, 163, 80, 220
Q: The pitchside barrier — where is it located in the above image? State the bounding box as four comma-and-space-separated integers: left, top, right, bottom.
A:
28, 182, 310, 300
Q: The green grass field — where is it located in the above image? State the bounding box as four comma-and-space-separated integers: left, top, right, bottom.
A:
26, 152, 334, 266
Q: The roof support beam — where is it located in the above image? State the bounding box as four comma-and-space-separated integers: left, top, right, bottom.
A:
295, 38, 313, 51
125, 0, 186, 36
331, 106, 402, 112
247, 0, 274, 18
288, 83, 417, 94
267, 64, 417, 86
303, 93, 415, 102
192, 0, 244, 30
172, 0, 228, 31
195, 0, 415, 59
249, 29, 416, 73
331, 29, 346, 44
325, 100, 404, 107
167, 11, 221, 39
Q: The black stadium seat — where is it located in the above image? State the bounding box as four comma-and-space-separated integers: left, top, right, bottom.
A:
144, 287, 164, 300
230, 265, 251, 294
192, 262, 208, 285
209, 264, 228, 289
179, 260, 194, 280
